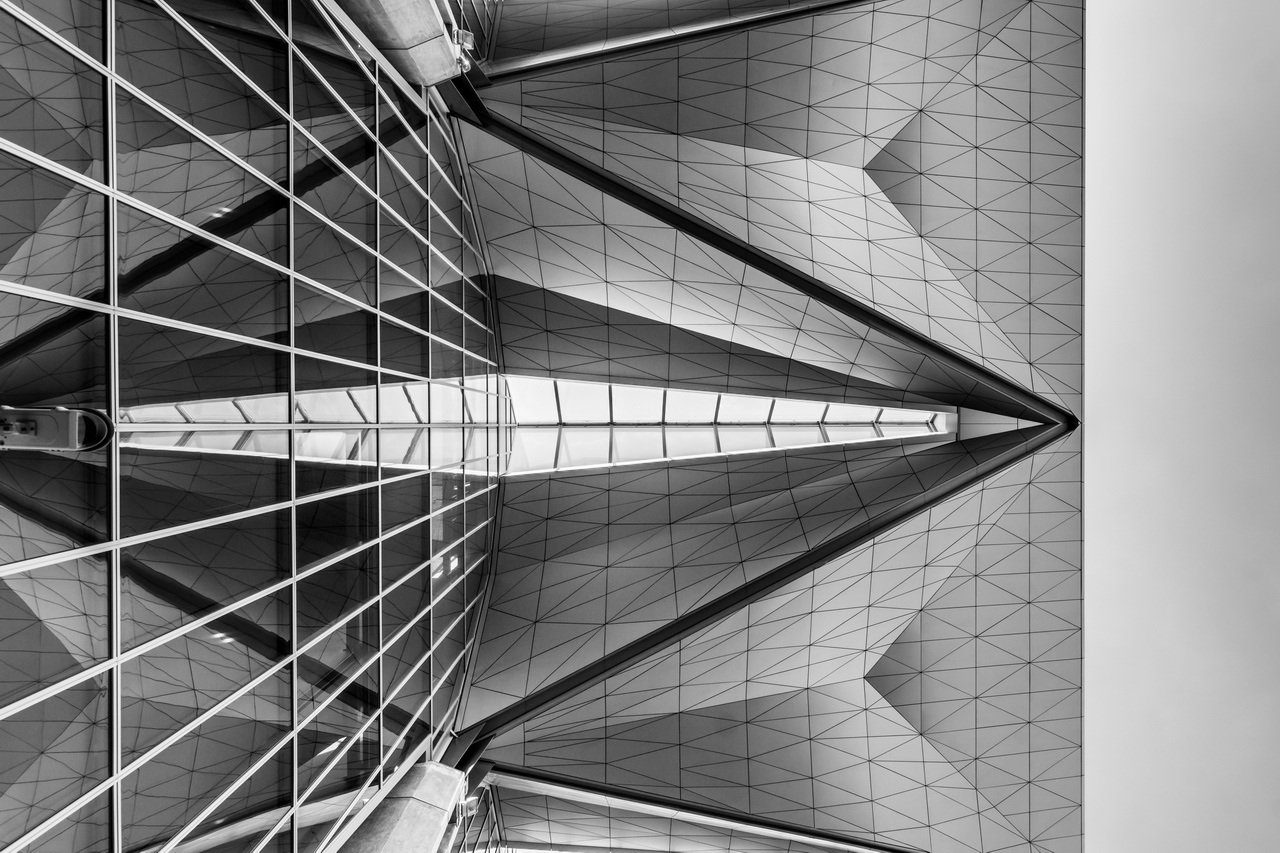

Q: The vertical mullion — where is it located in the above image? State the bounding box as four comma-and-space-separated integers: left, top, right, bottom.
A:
373, 66, 386, 783
104, 0, 124, 846
286, 2, 300, 850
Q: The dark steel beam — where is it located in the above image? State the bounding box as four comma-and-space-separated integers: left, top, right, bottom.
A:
481, 0, 878, 86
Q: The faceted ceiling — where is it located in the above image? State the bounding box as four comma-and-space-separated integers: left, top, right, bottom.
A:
447, 1, 1082, 852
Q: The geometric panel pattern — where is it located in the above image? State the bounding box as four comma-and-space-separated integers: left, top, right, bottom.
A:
494, 276, 922, 406
483, 428, 1079, 853
864, 1, 1083, 414
480, 0, 1068, 405
463, 426, 1048, 727
447, 2, 1081, 853
460, 121, 1059, 423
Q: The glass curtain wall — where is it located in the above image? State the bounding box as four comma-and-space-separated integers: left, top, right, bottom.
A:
0, 0, 499, 851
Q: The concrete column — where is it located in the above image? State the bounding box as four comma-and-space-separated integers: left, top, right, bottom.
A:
333, 0, 463, 86
338, 761, 466, 853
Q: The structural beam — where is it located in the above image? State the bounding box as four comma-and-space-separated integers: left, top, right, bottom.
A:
482, 0, 877, 85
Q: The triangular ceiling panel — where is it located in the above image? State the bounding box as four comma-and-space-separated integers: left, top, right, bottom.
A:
476, 0, 1053, 404
460, 121, 1062, 423
477, 430, 1077, 852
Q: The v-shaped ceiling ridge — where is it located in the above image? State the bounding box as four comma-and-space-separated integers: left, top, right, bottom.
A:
454, 86, 1072, 431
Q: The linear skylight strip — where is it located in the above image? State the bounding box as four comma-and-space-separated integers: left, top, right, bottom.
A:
504, 422, 951, 476
503, 375, 945, 426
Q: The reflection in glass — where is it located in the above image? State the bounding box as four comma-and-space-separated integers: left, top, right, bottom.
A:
164, 0, 289, 108
0, 153, 105, 300
0, 291, 106, 410
120, 670, 291, 852
0, 448, 108, 563
0, 554, 108, 706
118, 318, 288, 412
118, 205, 289, 341
117, 91, 287, 264
9, 791, 110, 853
173, 741, 292, 853
0, 10, 103, 178
295, 283, 376, 365
116, 0, 286, 181
297, 604, 377, 720
295, 357, 375, 423
296, 428, 377, 495
297, 546, 374, 644
294, 131, 375, 247
120, 591, 289, 763
5, 0, 103, 60
294, 204, 375, 304
296, 487, 376, 570
120, 509, 290, 648
0, 677, 109, 849
119, 433, 289, 536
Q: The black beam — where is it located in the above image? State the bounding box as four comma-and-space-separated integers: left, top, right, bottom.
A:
481, 0, 878, 86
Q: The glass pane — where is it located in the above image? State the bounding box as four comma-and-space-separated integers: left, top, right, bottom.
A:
716, 425, 770, 453
770, 399, 827, 423
611, 426, 663, 466
116, 92, 287, 264
295, 284, 376, 365
120, 670, 291, 852
297, 700, 376, 797
503, 375, 557, 424
0, 10, 104, 178
294, 131, 375, 248
0, 554, 108, 706
380, 472, 433, 532
0, 677, 109, 849
297, 605, 377, 720
119, 432, 288, 536
120, 592, 289, 763
824, 402, 881, 423
116, 0, 286, 182
381, 319, 431, 377
118, 205, 288, 341
296, 428, 376, 496
0, 154, 105, 299
381, 518, 429, 587
554, 380, 607, 424
297, 546, 375, 644
716, 394, 772, 423
664, 388, 717, 423
120, 509, 289, 648
770, 425, 824, 447
294, 204, 375, 305
556, 427, 609, 468
175, 741, 292, 853
164, 0, 288, 108
824, 424, 879, 443
664, 427, 717, 458
295, 357, 375, 423
610, 384, 663, 424
0, 445, 108, 563
296, 487, 376, 570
